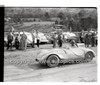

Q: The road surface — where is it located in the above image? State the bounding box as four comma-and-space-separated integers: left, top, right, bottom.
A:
4, 44, 97, 82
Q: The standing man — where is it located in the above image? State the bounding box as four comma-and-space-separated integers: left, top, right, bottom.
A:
23, 31, 27, 50
15, 33, 20, 49
84, 33, 89, 47
31, 30, 35, 48
52, 32, 58, 48
58, 33, 63, 47
36, 31, 40, 48
80, 30, 84, 43
7, 32, 14, 50
20, 31, 27, 50
19, 33, 23, 50
91, 32, 95, 47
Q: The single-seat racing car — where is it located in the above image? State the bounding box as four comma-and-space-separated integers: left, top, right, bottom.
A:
35, 46, 96, 67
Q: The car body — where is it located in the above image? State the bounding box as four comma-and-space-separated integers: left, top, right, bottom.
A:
62, 32, 76, 39
17, 32, 49, 44
33, 32, 49, 44
36, 47, 96, 67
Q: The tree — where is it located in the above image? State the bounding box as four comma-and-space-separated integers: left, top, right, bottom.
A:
57, 12, 65, 20
55, 20, 58, 24
78, 9, 87, 19
44, 12, 50, 20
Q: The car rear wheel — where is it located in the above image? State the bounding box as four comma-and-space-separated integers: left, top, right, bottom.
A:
47, 54, 59, 68
84, 52, 93, 62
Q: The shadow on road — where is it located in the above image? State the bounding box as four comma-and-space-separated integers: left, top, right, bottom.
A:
28, 63, 49, 70
28, 62, 81, 70
28, 59, 96, 70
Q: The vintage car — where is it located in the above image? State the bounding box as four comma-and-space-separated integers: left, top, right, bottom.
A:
17, 32, 49, 44
34, 32, 49, 44
35, 46, 96, 67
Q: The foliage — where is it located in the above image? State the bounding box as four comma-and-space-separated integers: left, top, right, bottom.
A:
5, 8, 97, 32
44, 12, 50, 21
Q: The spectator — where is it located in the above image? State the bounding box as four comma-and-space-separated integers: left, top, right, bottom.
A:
7, 32, 14, 50
91, 32, 95, 47
58, 33, 63, 47
20, 31, 27, 50
19, 34, 23, 50
52, 32, 58, 48
15, 33, 20, 49
79, 33, 82, 43
36, 31, 40, 47
80, 31, 84, 43
96, 38, 97, 46
84, 33, 89, 47
31, 30, 35, 48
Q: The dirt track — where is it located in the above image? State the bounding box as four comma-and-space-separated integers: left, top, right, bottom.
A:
4, 44, 97, 82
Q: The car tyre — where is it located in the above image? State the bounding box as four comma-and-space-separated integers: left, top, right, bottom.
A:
84, 52, 94, 62
47, 54, 60, 68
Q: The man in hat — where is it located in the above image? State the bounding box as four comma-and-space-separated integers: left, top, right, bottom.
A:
7, 32, 14, 50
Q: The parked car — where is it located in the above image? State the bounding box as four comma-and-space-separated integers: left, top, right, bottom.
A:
4, 31, 49, 47
34, 32, 49, 44
36, 46, 96, 67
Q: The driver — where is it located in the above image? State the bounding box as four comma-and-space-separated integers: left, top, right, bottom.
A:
70, 40, 78, 47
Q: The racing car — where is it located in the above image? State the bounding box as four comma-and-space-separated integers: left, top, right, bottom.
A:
35, 46, 96, 67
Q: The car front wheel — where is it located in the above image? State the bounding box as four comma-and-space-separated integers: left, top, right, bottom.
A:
46, 54, 60, 68
84, 52, 94, 62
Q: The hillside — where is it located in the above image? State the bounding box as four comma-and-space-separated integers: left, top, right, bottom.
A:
5, 21, 56, 33
5, 7, 97, 32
